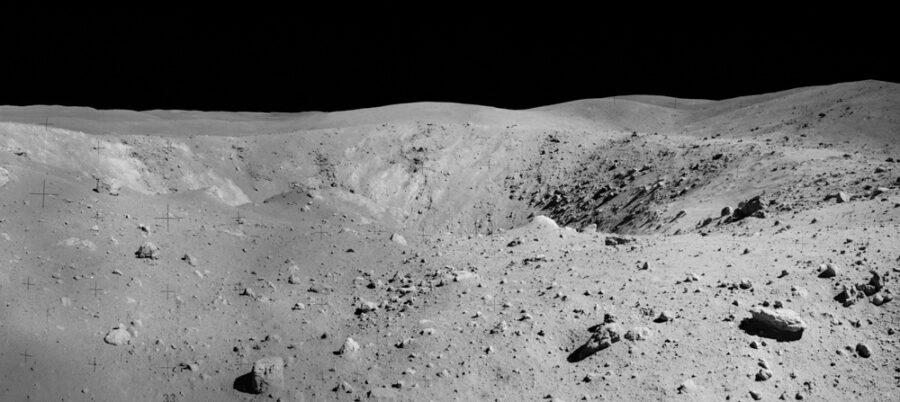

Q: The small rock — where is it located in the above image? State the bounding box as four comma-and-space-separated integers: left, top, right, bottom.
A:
583, 372, 602, 383
485, 345, 495, 354
750, 340, 760, 349
288, 275, 302, 285
654, 311, 674, 323
292, 302, 306, 310
749, 390, 762, 400
685, 273, 699, 282
355, 300, 378, 315
248, 356, 284, 394
739, 279, 753, 290
825, 191, 850, 203
135, 242, 160, 259
755, 369, 773, 381
181, 254, 197, 266
856, 343, 872, 358
872, 293, 890, 306
721, 206, 734, 217
241, 288, 256, 298
490, 321, 509, 334
334, 381, 354, 393
624, 327, 652, 341
390, 233, 407, 246
677, 379, 698, 394
507, 237, 523, 247
818, 263, 837, 278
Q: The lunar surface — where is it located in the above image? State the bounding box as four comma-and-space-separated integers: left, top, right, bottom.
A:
1, 80, 898, 401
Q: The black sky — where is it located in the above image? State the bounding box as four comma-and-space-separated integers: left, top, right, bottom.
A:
2, 11, 897, 112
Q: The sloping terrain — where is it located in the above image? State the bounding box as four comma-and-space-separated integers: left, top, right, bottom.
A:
0, 80, 898, 401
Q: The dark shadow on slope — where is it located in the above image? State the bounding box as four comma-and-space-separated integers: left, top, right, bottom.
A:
738, 318, 804, 342
567, 340, 610, 363
233, 372, 257, 394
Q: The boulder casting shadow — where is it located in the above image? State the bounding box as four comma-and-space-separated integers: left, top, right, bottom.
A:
738, 318, 804, 342
233, 372, 257, 394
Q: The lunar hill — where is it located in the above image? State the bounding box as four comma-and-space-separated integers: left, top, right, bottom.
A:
0, 80, 898, 401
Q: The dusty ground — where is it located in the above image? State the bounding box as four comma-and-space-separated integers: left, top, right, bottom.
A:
0, 80, 898, 401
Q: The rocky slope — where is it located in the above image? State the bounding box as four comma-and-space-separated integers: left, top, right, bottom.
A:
0, 80, 898, 401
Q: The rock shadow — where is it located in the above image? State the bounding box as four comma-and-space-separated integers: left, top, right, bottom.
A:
567, 340, 611, 363
233, 372, 256, 394
738, 318, 804, 342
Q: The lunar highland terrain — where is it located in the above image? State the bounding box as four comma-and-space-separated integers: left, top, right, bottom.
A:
1, 80, 899, 401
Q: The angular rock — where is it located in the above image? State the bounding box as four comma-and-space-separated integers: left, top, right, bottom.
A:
338, 337, 360, 355
835, 284, 860, 307
288, 275, 302, 285
654, 311, 674, 323
390, 233, 407, 246
749, 307, 807, 333
135, 242, 160, 259
249, 357, 284, 395
825, 191, 850, 203
818, 263, 837, 278
739, 279, 753, 290
567, 323, 623, 362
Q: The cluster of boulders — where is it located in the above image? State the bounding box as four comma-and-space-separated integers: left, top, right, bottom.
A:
832, 270, 891, 307
568, 314, 653, 362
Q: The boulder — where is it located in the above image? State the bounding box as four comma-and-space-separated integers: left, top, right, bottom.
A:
531, 215, 559, 230
733, 195, 767, 220
103, 324, 132, 346
856, 271, 883, 296
721, 206, 733, 217
856, 343, 872, 358
749, 307, 807, 333
818, 263, 837, 278
338, 337, 360, 355
567, 323, 623, 362
249, 357, 284, 395
835, 284, 860, 307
